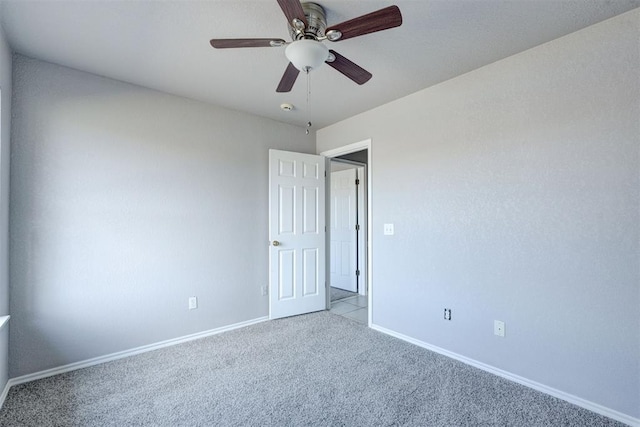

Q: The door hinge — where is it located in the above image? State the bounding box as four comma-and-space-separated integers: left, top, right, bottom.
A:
325, 171, 327, 177
356, 270, 360, 276
355, 178, 360, 185
355, 224, 360, 231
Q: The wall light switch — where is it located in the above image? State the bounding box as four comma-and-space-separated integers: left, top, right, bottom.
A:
383, 223, 395, 235
494, 320, 505, 337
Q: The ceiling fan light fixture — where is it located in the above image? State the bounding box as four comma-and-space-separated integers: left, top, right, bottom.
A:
285, 39, 329, 72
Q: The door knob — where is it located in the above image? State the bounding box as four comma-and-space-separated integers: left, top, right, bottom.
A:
272, 240, 280, 247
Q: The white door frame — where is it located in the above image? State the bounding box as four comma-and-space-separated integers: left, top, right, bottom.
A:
330, 160, 366, 295
320, 139, 372, 326
355, 165, 366, 297
328, 165, 359, 293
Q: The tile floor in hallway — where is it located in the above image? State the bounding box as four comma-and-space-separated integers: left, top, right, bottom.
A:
330, 295, 368, 324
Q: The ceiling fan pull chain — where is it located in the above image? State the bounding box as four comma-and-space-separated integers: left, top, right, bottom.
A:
306, 69, 312, 135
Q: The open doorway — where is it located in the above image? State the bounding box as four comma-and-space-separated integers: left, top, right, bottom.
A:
325, 147, 369, 325
268, 141, 370, 322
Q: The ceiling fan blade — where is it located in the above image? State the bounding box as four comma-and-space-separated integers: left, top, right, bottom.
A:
325, 5, 402, 42
326, 50, 372, 85
276, 0, 308, 28
209, 38, 286, 49
276, 62, 300, 93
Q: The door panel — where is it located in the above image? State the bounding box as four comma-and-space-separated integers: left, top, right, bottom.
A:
278, 250, 295, 300
303, 248, 319, 295
269, 149, 326, 319
279, 186, 295, 234
303, 187, 319, 233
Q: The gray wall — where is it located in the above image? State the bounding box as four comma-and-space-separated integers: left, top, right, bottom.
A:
0, 22, 12, 395
317, 10, 639, 419
9, 55, 314, 378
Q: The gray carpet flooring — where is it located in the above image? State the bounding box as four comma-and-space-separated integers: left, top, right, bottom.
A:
330, 287, 358, 302
0, 311, 624, 426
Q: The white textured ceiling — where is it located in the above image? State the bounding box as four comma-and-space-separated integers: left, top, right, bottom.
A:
1, 0, 638, 128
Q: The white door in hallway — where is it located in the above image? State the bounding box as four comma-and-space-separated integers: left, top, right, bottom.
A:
330, 168, 357, 292
269, 149, 326, 319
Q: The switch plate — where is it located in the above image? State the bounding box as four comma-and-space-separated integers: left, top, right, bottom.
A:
188, 296, 198, 310
383, 223, 395, 235
494, 320, 505, 337
261, 285, 268, 296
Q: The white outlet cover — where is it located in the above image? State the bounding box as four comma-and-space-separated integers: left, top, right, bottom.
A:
383, 223, 395, 235
188, 297, 198, 310
494, 320, 505, 337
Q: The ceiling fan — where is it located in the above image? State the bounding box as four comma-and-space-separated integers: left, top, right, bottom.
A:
209, 0, 402, 93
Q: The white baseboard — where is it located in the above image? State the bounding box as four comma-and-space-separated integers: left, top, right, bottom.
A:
2, 316, 636, 427
6, 316, 269, 390
0, 380, 10, 410
370, 323, 639, 427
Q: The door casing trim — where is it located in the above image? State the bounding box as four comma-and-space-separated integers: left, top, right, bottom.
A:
321, 139, 372, 327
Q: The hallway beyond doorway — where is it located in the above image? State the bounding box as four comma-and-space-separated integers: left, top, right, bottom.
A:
329, 294, 367, 324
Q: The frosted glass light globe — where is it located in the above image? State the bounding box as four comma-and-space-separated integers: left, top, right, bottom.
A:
285, 40, 329, 72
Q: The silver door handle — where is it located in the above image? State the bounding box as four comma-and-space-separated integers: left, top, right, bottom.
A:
272, 240, 280, 247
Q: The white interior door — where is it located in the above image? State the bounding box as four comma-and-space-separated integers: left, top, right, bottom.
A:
269, 149, 326, 319
330, 167, 357, 292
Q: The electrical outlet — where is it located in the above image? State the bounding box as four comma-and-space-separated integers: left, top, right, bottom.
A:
188, 296, 198, 310
383, 223, 395, 235
444, 308, 451, 320
494, 320, 505, 337
261, 285, 268, 296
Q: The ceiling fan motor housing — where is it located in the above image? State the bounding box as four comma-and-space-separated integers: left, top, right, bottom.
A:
289, 2, 327, 40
